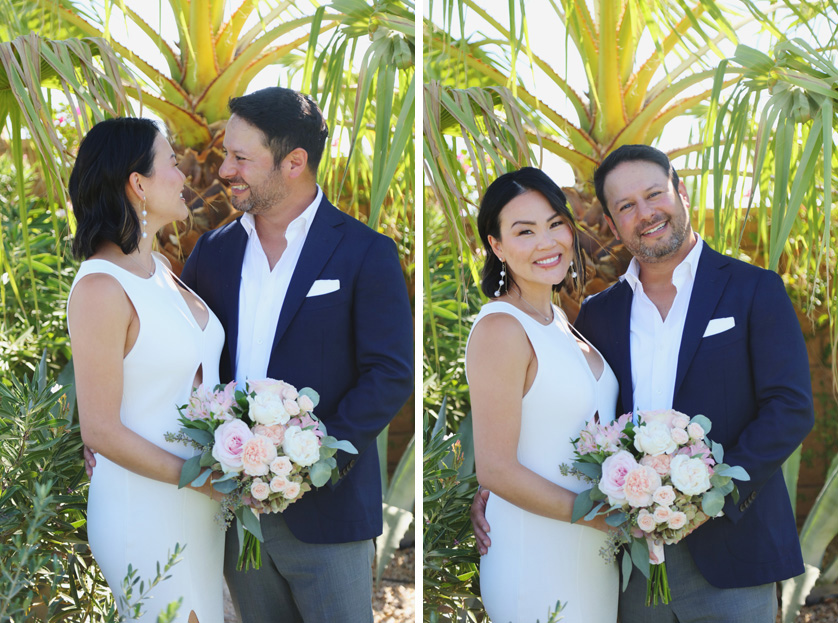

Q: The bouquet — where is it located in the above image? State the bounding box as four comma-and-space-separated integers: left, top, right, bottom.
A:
165, 378, 357, 571
560, 409, 749, 605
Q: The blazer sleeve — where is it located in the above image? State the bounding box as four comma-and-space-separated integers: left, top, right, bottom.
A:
325, 234, 414, 479
180, 234, 203, 290
721, 269, 814, 521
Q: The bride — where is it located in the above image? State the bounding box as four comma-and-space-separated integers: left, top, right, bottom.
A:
67, 118, 225, 622
465, 167, 619, 622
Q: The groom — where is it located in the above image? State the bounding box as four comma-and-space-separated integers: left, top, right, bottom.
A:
472, 145, 814, 621
181, 87, 413, 621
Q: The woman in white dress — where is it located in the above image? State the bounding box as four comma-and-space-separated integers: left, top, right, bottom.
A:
466, 168, 619, 623
67, 118, 225, 622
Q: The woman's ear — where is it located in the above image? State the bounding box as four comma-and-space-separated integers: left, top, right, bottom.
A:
125, 172, 145, 204
488, 234, 504, 262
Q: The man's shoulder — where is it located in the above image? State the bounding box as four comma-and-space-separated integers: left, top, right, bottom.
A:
581, 278, 630, 309
700, 244, 780, 285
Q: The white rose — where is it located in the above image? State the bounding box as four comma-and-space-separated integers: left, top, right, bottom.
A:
247, 392, 290, 426
634, 421, 678, 456
670, 454, 712, 496
281, 426, 321, 467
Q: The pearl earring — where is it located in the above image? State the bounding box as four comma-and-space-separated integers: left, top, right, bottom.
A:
494, 261, 507, 297
140, 197, 148, 239
570, 260, 578, 279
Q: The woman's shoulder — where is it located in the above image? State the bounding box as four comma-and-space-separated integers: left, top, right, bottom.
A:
468, 303, 532, 353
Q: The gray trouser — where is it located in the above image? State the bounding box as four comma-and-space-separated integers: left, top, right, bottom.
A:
224, 514, 375, 623
619, 540, 777, 623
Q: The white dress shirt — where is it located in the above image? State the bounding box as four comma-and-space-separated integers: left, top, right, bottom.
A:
625, 236, 704, 413
235, 186, 322, 386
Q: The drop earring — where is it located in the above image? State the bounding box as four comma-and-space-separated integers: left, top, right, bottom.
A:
570, 260, 578, 279
494, 261, 507, 297
140, 197, 148, 239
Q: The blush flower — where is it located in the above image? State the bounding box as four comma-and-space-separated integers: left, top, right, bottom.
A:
671, 428, 689, 446
653, 505, 672, 524
637, 509, 656, 532
623, 465, 662, 508
670, 454, 712, 496
250, 478, 270, 501
297, 394, 315, 413
668, 511, 688, 530
634, 421, 678, 456
599, 451, 639, 505
652, 485, 676, 507
640, 454, 672, 477
671, 413, 690, 429
241, 435, 278, 477
282, 427, 321, 467
252, 424, 285, 446
270, 456, 293, 476
212, 419, 253, 473
283, 481, 301, 499
247, 392, 289, 426
687, 422, 706, 441
269, 475, 289, 493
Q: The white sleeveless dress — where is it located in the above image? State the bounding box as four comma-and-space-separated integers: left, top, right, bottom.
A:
467, 302, 620, 623
68, 255, 226, 622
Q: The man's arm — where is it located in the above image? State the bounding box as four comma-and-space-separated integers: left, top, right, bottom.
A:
471, 488, 492, 554
721, 269, 814, 521
322, 235, 413, 477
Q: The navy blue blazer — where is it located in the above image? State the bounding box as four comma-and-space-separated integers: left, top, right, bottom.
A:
575, 243, 813, 588
181, 196, 413, 544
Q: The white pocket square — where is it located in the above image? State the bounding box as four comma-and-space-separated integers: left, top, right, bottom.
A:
703, 317, 735, 338
306, 279, 340, 297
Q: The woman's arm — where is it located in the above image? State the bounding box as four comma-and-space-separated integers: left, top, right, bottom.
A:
69, 273, 220, 501
467, 313, 609, 532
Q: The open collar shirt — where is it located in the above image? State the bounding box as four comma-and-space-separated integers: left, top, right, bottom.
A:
234, 186, 322, 386
623, 236, 704, 414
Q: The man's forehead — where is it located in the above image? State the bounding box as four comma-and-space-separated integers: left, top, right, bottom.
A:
223, 115, 267, 151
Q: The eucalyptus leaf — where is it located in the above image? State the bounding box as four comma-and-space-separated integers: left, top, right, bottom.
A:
571, 488, 594, 523
702, 488, 725, 516
690, 414, 712, 435
711, 440, 724, 464
178, 455, 202, 489
190, 468, 211, 488
574, 461, 603, 480
584, 502, 605, 522
606, 511, 629, 527
717, 465, 750, 481
298, 387, 320, 409
185, 427, 214, 446
621, 549, 633, 591
212, 477, 238, 494
322, 438, 358, 454
309, 460, 332, 487
630, 538, 650, 579
236, 506, 264, 543
199, 451, 216, 468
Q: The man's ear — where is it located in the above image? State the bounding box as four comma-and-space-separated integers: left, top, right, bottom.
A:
604, 214, 620, 241
678, 180, 690, 211
283, 147, 309, 180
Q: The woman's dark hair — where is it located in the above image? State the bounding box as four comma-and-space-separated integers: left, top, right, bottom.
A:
477, 167, 586, 298
69, 117, 160, 259
228, 87, 329, 174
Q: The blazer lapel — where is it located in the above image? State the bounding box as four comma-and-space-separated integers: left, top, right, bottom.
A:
271, 198, 344, 350
673, 244, 730, 398
610, 281, 635, 414
221, 223, 248, 379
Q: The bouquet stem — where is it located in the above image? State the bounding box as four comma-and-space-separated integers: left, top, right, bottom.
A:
237, 530, 263, 571
646, 563, 671, 606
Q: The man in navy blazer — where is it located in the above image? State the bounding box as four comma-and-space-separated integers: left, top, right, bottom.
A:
181, 87, 413, 622
472, 145, 813, 621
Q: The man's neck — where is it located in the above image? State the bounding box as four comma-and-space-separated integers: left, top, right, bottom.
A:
254, 183, 318, 240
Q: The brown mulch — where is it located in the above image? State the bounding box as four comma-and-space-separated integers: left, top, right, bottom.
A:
222, 547, 415, 623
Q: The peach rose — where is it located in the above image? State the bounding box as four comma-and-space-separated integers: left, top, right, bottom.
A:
269, 475, 288, 493
671, 427, 689, 446
253, 424, 285, 446
241, 435, 278, 477
283, 400, 301, 416
668, 511, 688, 530
283, 481, 301, 499
270, 456, 293, 476
250, 478, 270, 501
653, 505, 672, 524
641, 454, 672, 477
652, 485, 676, 507
623, 465, 662, 508
637, 509, 656, 532
687, 422, 706, 441
297, 395, 315, 413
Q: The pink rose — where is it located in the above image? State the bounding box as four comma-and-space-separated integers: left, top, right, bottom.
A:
253, 424, 285, 446
599, 451, 639, 505
297, 395, 315, 413
241, 435, 278, 477
250, 478, 270, 501
671, 413, 690, 429
269, 475, 288, 493
284, 399, 301, 416
283, 481, 301, 499
652, 485, 676, 506
623, 465, 662, 508
653, 505, 672, 524
270, 456, 293, 476
687, 422, 705, 441
637, 509, 656, 532
641, 454, 672, 477
671, 428, 689, 446
667, 511, 688, 530
212, 420, 253, 473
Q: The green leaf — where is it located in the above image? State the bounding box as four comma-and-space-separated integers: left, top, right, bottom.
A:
298, 387, 320, 409
178, 455, 202, 489
606, 511, 628, 527
236, 506, 263, 543
690, 414, 712, 436
309, 460, 332, 487
199, 450, 216, 468
184, 427, 214, 446
716, 465, 749, 481
621, 548, 633, 592
212, 476, 238, 494
630, 537, 650, 579
574, 461, 603, 480
702, 488, 724, 516
584, 502, 604, 522
190, 468, 211, 488
571, 488, 593, 523
321, 437, 358, 454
